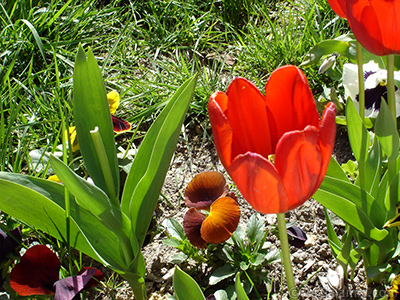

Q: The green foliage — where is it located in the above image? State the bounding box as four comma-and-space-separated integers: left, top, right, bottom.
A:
0, 46, 197, 299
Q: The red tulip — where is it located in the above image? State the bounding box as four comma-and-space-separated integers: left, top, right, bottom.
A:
327, 0, 400, 56
327, 0, 347, 19
208, 65, 336, 214
346, 0, 400, 56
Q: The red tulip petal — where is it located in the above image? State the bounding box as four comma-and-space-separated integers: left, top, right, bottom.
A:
316, 102, 337, 188
347, 0, 400, 56
112, 115, 131, 133
77, 267, 105, 289
275, 126, 322, 211
327, 0, 347, 19
225, 78, 273, 158
208, 92, 234, 168
54, 268, 98, 300
183, 208, 207, 248
10, 245, 60, 296
229, 152, 289, 214
200, 197, 240, 244
184, 171, 228, 209
265, 65, 319, 151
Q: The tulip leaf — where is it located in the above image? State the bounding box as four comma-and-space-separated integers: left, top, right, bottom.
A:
355, 138, 382, 198
346, 99, 370, 163
0, 173, 127, 270
173, 266, 206, 300
314, 175, 388, 241
301, 39, 355, 67
374, 100, 399, 161
235, 272, 250, 300
121, 74, 197, 247
323, 207, 342, 258
49, 155, 128, 236
73, 45, 119, 201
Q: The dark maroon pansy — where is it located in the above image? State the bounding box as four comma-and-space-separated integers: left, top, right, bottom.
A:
112, 115, 131, 133
10, 245, 104, 300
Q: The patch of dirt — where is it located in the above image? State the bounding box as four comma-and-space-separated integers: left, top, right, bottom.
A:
137, 124, 368, 299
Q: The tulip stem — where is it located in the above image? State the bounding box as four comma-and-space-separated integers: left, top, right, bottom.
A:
277, 213, 298, 300
356, 42, 365, 121
387, 54, 396, 121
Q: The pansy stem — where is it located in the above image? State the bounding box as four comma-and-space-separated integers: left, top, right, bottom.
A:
277, 213, 298, 300
356, 42, 365, 121
387, 54, 396, 121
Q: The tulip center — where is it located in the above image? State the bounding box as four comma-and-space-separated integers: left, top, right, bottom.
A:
268, 154, 275, 164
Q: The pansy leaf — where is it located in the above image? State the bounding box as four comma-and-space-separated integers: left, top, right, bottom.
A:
121, 74, 197, 247
173, 266, 206, 300
73, 45, 119, 201
246, 214, 265, 245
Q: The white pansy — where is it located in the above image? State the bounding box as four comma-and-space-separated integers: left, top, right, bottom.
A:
342, 60, 400, 118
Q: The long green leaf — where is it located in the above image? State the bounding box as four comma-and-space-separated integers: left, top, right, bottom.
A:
73, 46, 119, 201
121, 75, 197, 246
173, 266, 206, 300
346, 100, 370, 163
0, 173, 126, 269
375, 100, 399, 160
314, 176, 387, 241
235, 272, 250, 300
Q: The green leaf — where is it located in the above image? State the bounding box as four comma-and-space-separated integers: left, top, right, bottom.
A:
324, 208, 342, 258
121, 75, 197, 247
173, 266, 206, 300
346, 100, 370, 163
301, 38, 355, 67
355, 138, 382, 197
73, 45, 119, 201
50, 155, 127, 236
165, 218, 187, 241
235, 273, 250, 300
209, 264, 237, 285
375, 100, 399, 160
0, 173, 126, 269
246, 214, 264, 245
314, 176, 388, 241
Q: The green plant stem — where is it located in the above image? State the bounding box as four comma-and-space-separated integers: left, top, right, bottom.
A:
90, 126, 118, 205
277, 213, 298, 300
356, 42, 365, 121
387, 54, 396, 121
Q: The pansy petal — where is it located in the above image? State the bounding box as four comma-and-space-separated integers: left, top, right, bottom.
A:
0, 226, 22, 259
10, 245, 60, 296
229, 152, 289, 214
184, 171, 228, 209
200, 197, 240, 244
225, 78, 273, 158
77, 267, 105, 289
208, 92, 234, 168
275, 126, 322, 211
107, 91, 120, 115
183, 208, 207, 248
54, 268, 98, 300
265, 66, 319, 150
112, 115, 131, 132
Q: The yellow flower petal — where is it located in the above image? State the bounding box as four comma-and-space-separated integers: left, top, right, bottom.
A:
200, 197, 240, 244
48, 174, 61, 183
107, 91, 120, 115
